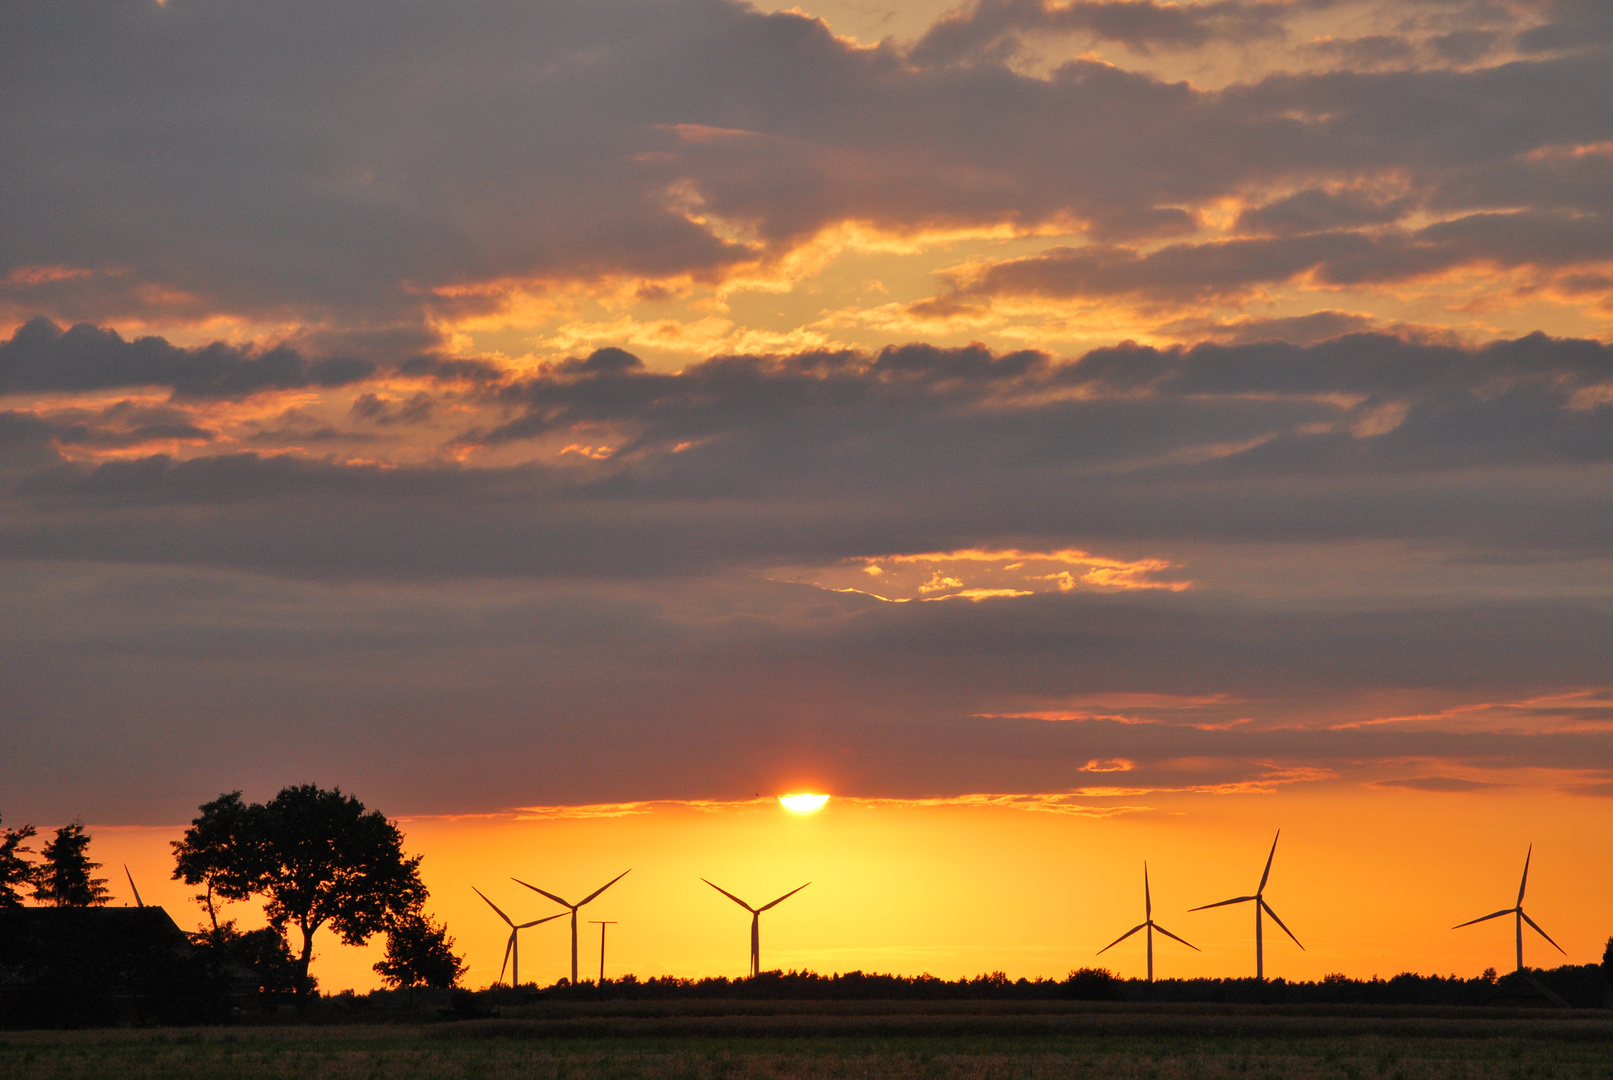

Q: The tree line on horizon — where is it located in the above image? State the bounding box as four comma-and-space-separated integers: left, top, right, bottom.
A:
6, 788, 1613, 1010
1, 786, 465, 997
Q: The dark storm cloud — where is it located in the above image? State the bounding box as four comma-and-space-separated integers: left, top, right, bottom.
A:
4, 0, 1613, 327
0, 318, 374, 399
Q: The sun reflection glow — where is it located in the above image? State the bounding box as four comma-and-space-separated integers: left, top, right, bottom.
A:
779, 793, 830, 813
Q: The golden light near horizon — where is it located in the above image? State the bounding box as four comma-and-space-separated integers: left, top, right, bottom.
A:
779, 793, 830, 813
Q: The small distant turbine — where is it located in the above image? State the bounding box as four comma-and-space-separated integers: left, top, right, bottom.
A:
1098, 862, 1198, 982
703, 878, 809, 978
514, 870, 631, 985
473, 886, 564, 988
1453, 844, 1565, 973
1190, 830, 1303, 980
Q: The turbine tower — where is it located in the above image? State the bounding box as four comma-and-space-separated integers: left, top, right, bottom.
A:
702, 879, 809, 977
473, 886, 564, 988
1189, 830, 1303, 979
514, 870, 631, 985
1453, 844, 1565, 973
1098, 862, 1198, 982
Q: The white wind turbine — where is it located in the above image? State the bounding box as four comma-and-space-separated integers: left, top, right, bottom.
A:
1189, 830, 1303, 979
1098, 862, 1198, 982
514, 870, 631, 985
1453, 845, 1565, 973
473, 887, 565, 988
703, 879, 810, 978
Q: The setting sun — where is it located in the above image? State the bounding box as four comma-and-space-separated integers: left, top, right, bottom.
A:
778, 793, 830, 814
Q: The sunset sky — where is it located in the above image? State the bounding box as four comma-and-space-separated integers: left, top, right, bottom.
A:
2, 0, 1611, 992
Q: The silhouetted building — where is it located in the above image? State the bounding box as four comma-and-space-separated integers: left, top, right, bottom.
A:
0, 907, 258, 1028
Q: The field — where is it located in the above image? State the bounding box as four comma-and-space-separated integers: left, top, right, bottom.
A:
4, 1003, 1613, 1080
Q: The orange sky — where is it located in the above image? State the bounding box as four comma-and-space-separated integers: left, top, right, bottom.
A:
90, 786, 1612, 994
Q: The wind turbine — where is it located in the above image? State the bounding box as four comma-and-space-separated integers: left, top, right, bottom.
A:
703, 879, 809, 978
473, 886, 564, 988
1453, 845, 1565, 973
1098, 862, 1198, 982
514, 870, 631, 985
1189, 830, 1303, 979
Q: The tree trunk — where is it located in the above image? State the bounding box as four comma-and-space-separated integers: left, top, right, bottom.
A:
298, 921, 316, 997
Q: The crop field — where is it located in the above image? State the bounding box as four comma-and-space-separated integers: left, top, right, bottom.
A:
3, 1005, 1612, 1080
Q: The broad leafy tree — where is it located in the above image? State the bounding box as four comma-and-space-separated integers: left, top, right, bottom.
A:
374, 913, 466, 990
172, 791, 266, 932
33, 820, 110, 906
173, 785, 427, 993
0, 812, 37, 908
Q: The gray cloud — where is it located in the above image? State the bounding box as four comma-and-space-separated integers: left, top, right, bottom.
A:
0, 318, 374, 399
908, 0, 1288, 65
1, 560, 1609, 821
947, 209, 1613, 307
2, 331, 1610, 583
3, 0, 1612, 328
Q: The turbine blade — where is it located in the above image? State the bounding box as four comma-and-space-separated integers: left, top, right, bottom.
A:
512, 878, 574, 909
1258, 830, 1280, 893
1144, 862, 1151, 920
757, 882, 811, 911
124, 865, 144, 908
1517, 845, 1531, 906
578, 869, 632, 907
702, 878, 757, 912
1260, 899, 1304, 950
1151, 923, 1201, 952
1097, 923, 1147, 954
1519, 909, 1567, 955
517, 912, 569, 930
473, 886, 515, 928
1452, 907, 1515, 929
499, 934, 513, 985
1189, 895, 1256, 911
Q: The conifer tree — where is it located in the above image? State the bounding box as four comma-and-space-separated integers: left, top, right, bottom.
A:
0, 812, 37, 908
33, 820, 110, 907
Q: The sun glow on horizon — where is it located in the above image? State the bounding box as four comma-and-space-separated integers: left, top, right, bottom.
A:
779, 793, 830, 813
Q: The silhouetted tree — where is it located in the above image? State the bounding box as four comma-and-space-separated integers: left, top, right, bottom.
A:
32, 820, 109, 906
374, 913, 466, 990
192, 920, 307, 998
172, 791, 266, 932
1603, 936, 1612, 981
173, 785, 427, 994
0, 812, 37, 908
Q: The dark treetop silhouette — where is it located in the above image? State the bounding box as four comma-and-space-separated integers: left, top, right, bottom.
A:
1098, 862, 1199, 982
473, 886, 565, 987
1190, 831, 1302, 980
0, 812, 37, 908
172, 786, 428, 993
703, 879, 810, 978
1454, 844, 1566, 974
513, 870, 630, 985
33, 821, 109, 907
373, 912, 467, 991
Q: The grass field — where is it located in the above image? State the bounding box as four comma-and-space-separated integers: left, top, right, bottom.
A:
4, 1004, 1612, 1080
